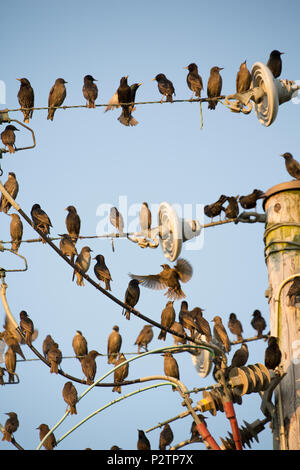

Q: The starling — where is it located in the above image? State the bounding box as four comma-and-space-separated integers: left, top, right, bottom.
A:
83, 75, 98, 108
178, 300, 189, 325
0, 125, 19, 154
129, 258, 193, 301
163, 352, 180, 391
265, 336, 282, 370
72, 246, 92, 286
184, 63, 203, 100
19, 310, 34, 346
212, 316, 231, 352
58, 233, 78, 263
72, 330, 88, 361
0, 172, 19, 214
287, 276, 300, 306
139, 202, 152, 236
230, 343, 249, 368
204, 195, 227, 222
81, 350, 100, 385
5, 347, 16, 383
251, 310, 266, 337
123, 279, 140, 320
118, 82, 142, 126
9, 213, 23, 253
62, 381, 78, 415
48, 342, 62, 374
2, 412, 19, 442
47, 78, 67, 121
117, 76, 138, 127
236, 61, 252, 94
113, 353, 129, 393
158, 301, 175, 341
152, 73, 175, 103
239, 190, 265, 210
179, 310, 197, 337
37, 424, 57, 450
159, 423, 174, 450
107, 325, 122, 364
65, 205, 81, 243
17, 77, 34, 123
31, 203, 52, 243
137, 430, 151, 450
93, 254, 112, 291
207, 66, 223, 110
110, 207, 124, 235
43, 334, 55, 360
281, 152, 300, 180
225, 196, 239, 219
228, 313, 244, 342
190, 307, 212, 343
190, 414, 207, 442
171, 321, 187, 345
267, 50, 284, 78
0, 330, 25, 360
135, 325, 153, 353
110, 445, 121, 450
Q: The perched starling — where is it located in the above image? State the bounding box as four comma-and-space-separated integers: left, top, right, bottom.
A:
158, 301, 175, 341
62, 381, 78, 415
65, 205, 81, 243
0, 125, 19, 154
212, 316, 231, 352
17, 77, 34, 123
123, 279, 140, 320
228, 313, 243, 342
31, 203, 52, 242
59, 233, 77, 263
267, 50, 284, 78
171, 321, 187, 345
83, 75, 98, 108
236, 61, 252, 93
135, 325, 153, 353
179, 310, 197, 337
93, 254, 112, 291
137, 430, 151, 450
184, 63, 203, 100
72, 246, 92, 286
19, 310, 34, 346
118, 82, 142, 126
48, 342, 62, 374
117, 76, 138, 127
72, 330, 88, 361
287, 276, 300, 306
159, 423, 174, 450
112, 353, 129, 393
43, 334, 55, 360
190, 307, 212, 343
129, 258, 193, 301
81, 350, 100, 385
47, 78, 67, 121
207, 66, 223, 110
2, 412, 19, 442
0, 330, 25, 360
265, 336, 282, 370
139, 202, 152, 236
178, 300, 189, 325
204, 195, 227, 222
5, 347, 16, 383
251, 310, 266, 337
230, 343, 249, 368
9, 213, 23, 253
37, 424, 57, 450
110, 207, 124, 235
107, 325, 122, 364
281, 152, 300, 180
0, 172, 19, 214
239, 190, 265, 210
190, 414, 207, 442
163, 352, 180, 391
152, 73, 175, 103
225, 196, 239, 219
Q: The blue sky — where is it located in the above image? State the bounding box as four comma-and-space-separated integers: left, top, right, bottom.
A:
0, 0, 299, 451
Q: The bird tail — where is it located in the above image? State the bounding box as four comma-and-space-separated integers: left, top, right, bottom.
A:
105, 279, 111, 291
164, 287, 186, 300
208, 100, 217, 110
70, 405, 77, 415
7, 145, 15, 154
166, 95, 173, 103
118, 111, 138, 127
47, 109, 54, 121
25, 333, 32, 347
158, 330, 166, 341
2, 431, 12, 442
11, 241, 20, 253
112, 385, 121, 393
50, 363, 58, 374
122, 308, 130, 320
108, 354, 116, 364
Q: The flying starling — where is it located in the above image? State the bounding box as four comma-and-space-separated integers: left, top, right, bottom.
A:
190, 307, 212, 343
72, 330, 88, 361
230, 343, 249, 368
236, 61, 252, 93
48, 342, 62, 374
212, 316, 231, 352
184, 63, 203, 100
19, 310, 34, 346
2, 412, 19, 442
134, 325, 153, 353
81, 350, 100, 385
93, 254, 112, 291
287, 276, 300, 306
159, 423, 174, 450
163, 352, 180, 391
281, 152, 300, 180
47, 78, 67, 121
43, 334, 55, 360
107, 325, 122, 364
267, 50, 284, 78
265, 336, 282, 370
0, 172, 19, 214
110, 207, 124, 235
72, 246, 92, 286
129, 258, 193, 301
5, 347, 16, 383
0, 330, 25, 360
0, 125, 19, 154
118, 82, 142, 127
225, 196, 239, 219
62, 381, 78, 415
65, 205, 81, 243
239, 190, 265, 210
59, 233, 78, 263
158, 301, 175, 341
9, 213, 23, 253
171, 321, 187, 345
137, 430, 151, 450
37, 424, 57, 450
207, 66, 223, 110
152, 73, 175, 103
117, 76, 137, 127
204, 195, 227, 222
123, 279, 140, 320
139, 202, 152, 236
83, 75, 98, 108
228, 313, 243, 342
251, 310, 266, 337
31, 203, 52, 243
112, 353, 129, 393
17, 77, 34, 123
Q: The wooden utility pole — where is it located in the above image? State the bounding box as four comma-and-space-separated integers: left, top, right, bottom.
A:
264, 180, 300, 450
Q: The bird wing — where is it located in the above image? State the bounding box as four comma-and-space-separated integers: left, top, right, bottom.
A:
48, 85, 55, 106
95, 264, 112, 281
104, 92, 120, 112
175, 258, 193, 283
33, 208, 52, 227
128, 273, 167, 290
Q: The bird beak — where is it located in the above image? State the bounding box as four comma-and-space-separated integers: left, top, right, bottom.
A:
151, 78, 156, 81
280, 52, 285, 55
138, 82, 143, 86
280, 154, 284, 157
16, 78, 21, 81
219, 67, 224, 70
183, 66, 188, 70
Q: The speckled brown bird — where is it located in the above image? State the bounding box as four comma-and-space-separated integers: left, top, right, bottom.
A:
225, 196, 239, 219
65, 205, 81, 244
135, 325, 153, 353
139, 202, 152, 236
190, 307, 212, 343
251, 310, 267, 337
83, 75, 98, 108
212, 316, 231, 352
81, 350, 100, 385
112, 353, 129, 393
152, 73, 175, 103
73, 246, 92, 286
281, 152, 300, 180
2, 412, 19, 442
158, 301, 175, 341
239, 190, 265, 210
59, 233, 78, 263
17, 77, 34, 123
204, 195, 227, 222
287, 276, 300, 306
159, 423, 174, 450
236, 61, 252, 93
265, 336, 282, 370
110, 207, 124, 235
107, 325, 122, 364
171, 321, 187, 345
0, 172, 19, 214
37, 424, 57, 450
43, 334, 55, 360
48, 342, 62, 374
19, 310, 34, 346
228, 313, 244, 342
9, 213, 23, 253
184, 63, 203, 100
47, 78, 67, 121
0, 330, 25, 360
31, 203, 52, 242
0, 125, 19, 154
267, 50, 284, 78
123, 279, 140, 320
163, 352, 180, 391
93, 254, 112, 291
5, 347, 16, 383
178, 300, 189, 325
137, 430, 151, 450
72, 330, 88, 361
207, 66, 223, 110
62, 381, 78, 415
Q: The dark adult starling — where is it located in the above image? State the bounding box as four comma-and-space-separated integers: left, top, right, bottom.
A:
228, 313, 243, 342
123, 279, 140, 320
31, 203, 52, 242
2, 412, 19, 442
58, 233, 77, 263
163, 352, 180, 391
72, 246, 92, 286
48, 342, 62, 374
107, 325, 122, 364
212, 316, 231, 352
281, 152, 300, 180
47, 78, 67, 121
0, 172, 19, 214
65, 205, 81, 243
184, 63, 203, 100
207, 66, 223, 110
159, 423, 174, 450
236, 61, 252, 94
62, 381, 78, 415
17, 77, 34, 123
129, 258, 193, 301
267, 50, 284, 78
72, 330, 88, 361
93, 254, 112, 291
190, 307, 212, 343
171, 321, 187, 345
83, 75, 98, 108
137, 430, 151, 450
5, 347, 16, 383
118, 82, 142, 126
9, 213, 23, 253
158, 301, 175, 341
251, 310, 267, 337
190, 414, 206, 442
152, 73, 175, 103
225, 196, 239, 219
139, 202, 152, 236
19, 310, 34, 346
81, 350, 100, 385
265, 336, 282, 370
113, 353, 129, 393
37, 424, 57, 450
135, 325, 153, 353
287, 276, 300, 306
230, 343, 249, 368
204, 195, 227, 222
0, 125, 19, 154
43, 334, 55, 360
117, 76, 138, 127
0, 330, 25, 360
110, 207, 124, 235
239, 189, 265, 210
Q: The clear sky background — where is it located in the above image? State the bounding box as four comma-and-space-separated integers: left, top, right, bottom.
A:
0, 0, 299, 451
